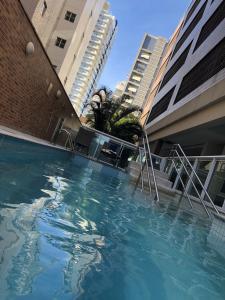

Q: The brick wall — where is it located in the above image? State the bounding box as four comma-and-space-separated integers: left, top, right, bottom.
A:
0, 0, 80, 141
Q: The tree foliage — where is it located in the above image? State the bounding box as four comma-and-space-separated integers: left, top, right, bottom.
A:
86, 87, 143, 144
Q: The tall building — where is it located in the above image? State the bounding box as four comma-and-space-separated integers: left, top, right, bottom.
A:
144, 0, 225, 157
122, 34, 167, 108
70, 3, 117, 116
20, 0, 116, 109
113, 81, 127, 99
140, 22, 183, 125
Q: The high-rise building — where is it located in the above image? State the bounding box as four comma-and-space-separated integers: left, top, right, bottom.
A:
140, 22, 183, 125
113, 81, 127, 99
69, 3, 117, 116
144, 0, 225, 157
20, 0, 116, 111
122, 34, 167, 108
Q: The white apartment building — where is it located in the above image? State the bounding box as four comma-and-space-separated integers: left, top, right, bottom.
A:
20, 0, 115, 104
122, 34, 167, 108
70, 3, 117, 116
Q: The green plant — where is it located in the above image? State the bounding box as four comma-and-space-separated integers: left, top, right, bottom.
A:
86, 87, 143, 144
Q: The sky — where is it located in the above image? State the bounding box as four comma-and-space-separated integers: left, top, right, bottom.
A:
99, 0, 191, 90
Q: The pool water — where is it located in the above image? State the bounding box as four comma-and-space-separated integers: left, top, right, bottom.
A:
1, 136, 225, 300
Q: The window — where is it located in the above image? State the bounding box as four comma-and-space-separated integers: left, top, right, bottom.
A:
139, 50, 151, 62
175, 37, 225, 104
41, 1, 47, 16
65, 11, 76, 23
126, 84, 138, 96
194, 0, 225, 51
55, 37, 67, 49
159, 43, 192, 91
172, 1, 207, 58
143, 36, 156, 51
130, 74, 142, 83
183, 0, 201, 26
134, 61, 147, 73
147, 87, 175, 124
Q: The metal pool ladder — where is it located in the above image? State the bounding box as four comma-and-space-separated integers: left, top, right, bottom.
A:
138, 131, 160, 202
60, 129, 75, 152
170, 144, 220, 217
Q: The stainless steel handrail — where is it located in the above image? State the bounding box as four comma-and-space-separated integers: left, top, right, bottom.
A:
143, 137, 152, 197
174, 144, 220, 215
139, 147, 144, 192
172, 148, 210, 217
166, 155, 225, 161
171, 159, 193, 209
144, 131, 160, 202
60, 129, 75, 152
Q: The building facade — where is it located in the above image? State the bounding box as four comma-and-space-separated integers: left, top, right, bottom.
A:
69, 3, 117, 116
20, 0, 115, 106
140, 22, 183, 125
122, 34, 167, 108
144, 0, 225, 157
113, 81, 127, 100
0, 0, 80, 143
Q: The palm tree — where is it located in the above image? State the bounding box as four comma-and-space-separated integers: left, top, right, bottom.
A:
86, 87, 143, 144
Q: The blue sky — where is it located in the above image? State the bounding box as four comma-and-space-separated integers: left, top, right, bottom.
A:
99, 0, 191, 90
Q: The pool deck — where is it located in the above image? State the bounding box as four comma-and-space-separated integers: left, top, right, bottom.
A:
0, 125, 70, 152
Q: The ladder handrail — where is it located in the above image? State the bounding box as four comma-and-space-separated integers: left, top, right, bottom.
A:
172, 149, 210, 217
60, 129, 75, 152
142, 137, 152, 197
173, 144, 220, 215
171, 159, 193, 209
139, 147, 144, 192
144, 131, 160, 203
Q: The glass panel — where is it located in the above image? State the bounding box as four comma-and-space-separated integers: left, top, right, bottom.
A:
151, 155, 162, 171
142, 35, 156, 51
189, 160, 211, 198
97, 139, 122, 167
208, 161, 225, 207
164, 159, 173, 174
134, 61, 147, 73
117, 147, 138, 169
139, 50, 151, 62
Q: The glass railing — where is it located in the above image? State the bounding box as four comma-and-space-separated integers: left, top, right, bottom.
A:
73, 126, 139, 170
160, 155, 225, 209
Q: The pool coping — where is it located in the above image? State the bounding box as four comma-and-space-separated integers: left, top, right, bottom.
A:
0, 125, 71, 153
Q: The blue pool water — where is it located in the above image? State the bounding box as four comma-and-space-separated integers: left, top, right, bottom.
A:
1, 135, 225, 300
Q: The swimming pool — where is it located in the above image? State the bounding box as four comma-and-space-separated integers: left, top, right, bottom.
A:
1, 135, 225, 300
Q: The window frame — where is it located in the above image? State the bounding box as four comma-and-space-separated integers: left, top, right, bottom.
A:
55, 37, 67, 49
65, 11, 77, 23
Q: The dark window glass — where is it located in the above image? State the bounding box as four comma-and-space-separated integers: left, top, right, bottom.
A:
194, 0, 225, 51
134, 61, 147, 73
175, 37, 225, 104
147, 87, 175, 124
65, 11, 76, 23
183, 0, 201, 26
159, 43, 192, 91
142, 36, 156, 51
172, 1, 207, 58
55, 37, 67, 49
